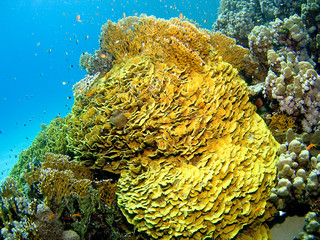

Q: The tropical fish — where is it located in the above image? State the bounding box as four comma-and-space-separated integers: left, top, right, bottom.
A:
49, 214, 55, 219
306, 144, 317, 151
72, 214, 81, 218
254, 206, 265, 212
87, 90, 94, 97
179, 13, 183, 19
123, 12, 126, 19
76, 15, 82, 23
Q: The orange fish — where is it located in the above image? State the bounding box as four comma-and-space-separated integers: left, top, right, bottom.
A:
49, 214, 55, 219
72, 214, 81, 218
255, 97, 263, 108
76, 15, 82, 23
306, 144, 316, 151
179, 13, 183, 20
123, 12, 126, 19
100, 53, 107, 58
87, 90, 94, 97
254, 207, 265, 212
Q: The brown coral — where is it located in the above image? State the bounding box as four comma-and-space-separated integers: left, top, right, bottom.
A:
67, 15, 279, 239
27, 153, 93, 204
267, 112, 297, 134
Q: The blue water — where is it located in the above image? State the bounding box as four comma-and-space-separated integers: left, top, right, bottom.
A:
0, 0, 219, 181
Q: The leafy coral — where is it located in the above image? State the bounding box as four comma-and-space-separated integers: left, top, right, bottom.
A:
67, 15, 280, 239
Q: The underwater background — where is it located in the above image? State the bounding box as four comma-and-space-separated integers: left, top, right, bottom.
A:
0, 0, 218, 181
1, 0, 320, 239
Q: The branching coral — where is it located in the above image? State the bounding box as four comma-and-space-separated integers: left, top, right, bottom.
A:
79, 50, 112, 76
267, 112, 297, 134
26, 153, 93, 205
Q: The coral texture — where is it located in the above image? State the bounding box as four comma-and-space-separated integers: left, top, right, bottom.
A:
9, 116, 71, 187
301, 0, 320, 71
25, 153, 123, 239
210, 32, 250, 71
79, 50, 112, 76
247, 14, 320, 132
271, 129, 320, 213
68, 15, 279, 239
212, 0, 306, 47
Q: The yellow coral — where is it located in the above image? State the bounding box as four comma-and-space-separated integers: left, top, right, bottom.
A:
100, 15, 214, 71
235, 223, 272, 240
27, 153, 94, 204
267, 112, 297, 134
68, 16, 279, 239
210, 31, 250, 71
96, 180, 117, 208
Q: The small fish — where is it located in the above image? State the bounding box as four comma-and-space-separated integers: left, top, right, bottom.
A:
67, 96, 72, 99
72, 214, 81, 218
100, 53, 107, 58
179, 13, 183, 20
76, 15, 82, 23
85, 35, 89, 40
46, 49, 51, 53
87, 90, 94, 97
62, 81, 67, 85
254, 206, 265, 212
76, 39, 79, 44
123, 12, 126, 19
306, 144, 317, 151
255, 97, 263, 108
62, 12, 66, 16
49, 214, 55, 219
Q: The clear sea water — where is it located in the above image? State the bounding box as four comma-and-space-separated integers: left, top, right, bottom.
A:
0, 0, 219, 182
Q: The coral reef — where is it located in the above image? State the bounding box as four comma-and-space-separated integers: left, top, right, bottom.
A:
210, 31, 250, 71
301, 0, 320, 71
79, 50, 112, 76
267, 112, 297, 134
9, 116, 71, 187
212, 0, 306, 47
0, 177, 68, 240
23, 153, 127, 240
72, 72, 100, 97
67, 15, 279, 239
295, 212, 320, 239
212, 0, 263, 47
246, 14, 320, 133
270, 129, 320, 214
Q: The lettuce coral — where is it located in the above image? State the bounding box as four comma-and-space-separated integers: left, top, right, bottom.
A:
68, 15, 279, 239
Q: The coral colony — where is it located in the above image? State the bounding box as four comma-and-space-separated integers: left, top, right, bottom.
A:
1, 1, 320, 239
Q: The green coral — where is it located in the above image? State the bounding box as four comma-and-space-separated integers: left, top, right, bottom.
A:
9, 116, 71, 187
